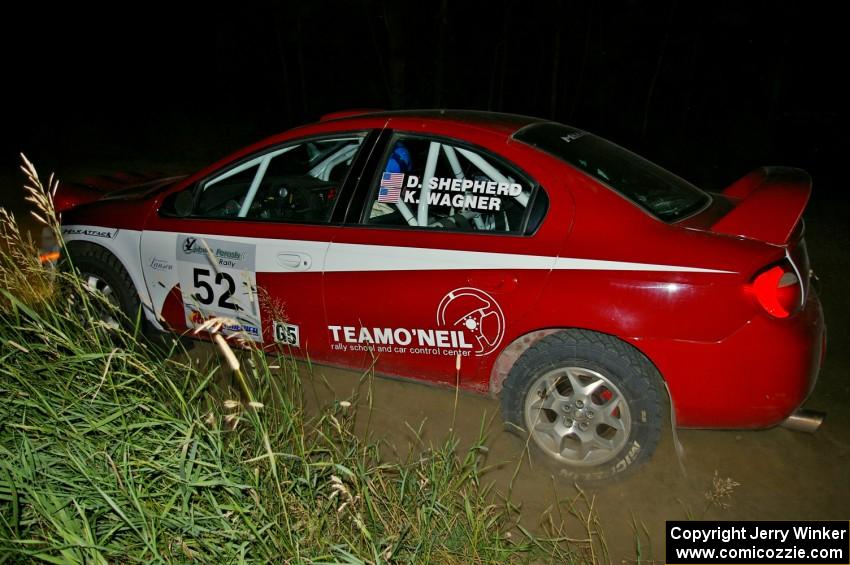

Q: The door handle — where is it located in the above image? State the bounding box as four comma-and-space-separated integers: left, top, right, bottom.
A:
277, 252, 312, 271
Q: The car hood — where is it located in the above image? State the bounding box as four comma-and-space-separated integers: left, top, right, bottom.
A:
55, 172, 187, 213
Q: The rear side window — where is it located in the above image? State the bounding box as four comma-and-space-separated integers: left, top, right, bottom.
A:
514, 122, 710, 222
362, 134, 543, 233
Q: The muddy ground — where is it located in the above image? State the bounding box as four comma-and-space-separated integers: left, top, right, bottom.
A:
2, 163, 847, 562
277, 194, 849, 561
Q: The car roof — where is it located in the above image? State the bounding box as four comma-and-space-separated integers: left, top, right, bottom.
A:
319, 109, 547, 136
188, 110, 550, 189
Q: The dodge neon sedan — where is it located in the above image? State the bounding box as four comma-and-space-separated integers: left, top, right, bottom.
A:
56, 110, 826, 480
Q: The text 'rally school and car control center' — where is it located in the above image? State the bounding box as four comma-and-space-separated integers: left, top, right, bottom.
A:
54, 110, 826, 480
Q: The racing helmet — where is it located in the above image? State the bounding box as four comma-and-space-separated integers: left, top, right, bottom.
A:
385, 141, 412, 173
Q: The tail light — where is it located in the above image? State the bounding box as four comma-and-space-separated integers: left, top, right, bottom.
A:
746, 260, 802, 318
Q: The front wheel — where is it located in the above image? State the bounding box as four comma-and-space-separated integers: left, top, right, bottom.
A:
501, 329, 663, 481
65, 242, 142, 333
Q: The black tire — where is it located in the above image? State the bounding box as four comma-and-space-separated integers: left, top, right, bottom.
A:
501, 329, 663, 481
65, 241, 143, 334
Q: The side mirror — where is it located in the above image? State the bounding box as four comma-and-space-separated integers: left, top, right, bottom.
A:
174, 190, 195, 217
161, 189, 195, 217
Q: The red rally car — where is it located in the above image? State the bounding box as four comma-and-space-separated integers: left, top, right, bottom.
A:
57, 110, 826, 480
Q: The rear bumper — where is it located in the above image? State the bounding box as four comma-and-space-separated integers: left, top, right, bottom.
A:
636, 288, 825, 428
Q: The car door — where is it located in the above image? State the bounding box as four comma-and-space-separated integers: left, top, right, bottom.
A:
322, 130, 558, 389
140, 131, 375, 359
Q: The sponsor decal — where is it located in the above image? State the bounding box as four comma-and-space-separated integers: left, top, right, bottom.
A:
396, 175, 523, 212
187, 308, 260, 337
327, 287, 505, 358
231, 323, 260, 337
148, 257, 173, 272
560, 131, 586, 143
436, 287, 505, 356
62, 227, 119, 239
273, 321, 300, 347
328, 325, 474, 356
177, 235, 262, 341
180, 236, 248, 268
189, 309, 205, 326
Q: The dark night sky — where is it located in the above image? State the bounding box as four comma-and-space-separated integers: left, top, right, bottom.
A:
2, 1, 844, 196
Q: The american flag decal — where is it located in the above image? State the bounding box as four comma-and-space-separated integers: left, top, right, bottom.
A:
378, 172, 404, 203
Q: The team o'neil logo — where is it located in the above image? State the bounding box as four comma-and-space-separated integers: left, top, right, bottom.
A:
437, 287, 505, 356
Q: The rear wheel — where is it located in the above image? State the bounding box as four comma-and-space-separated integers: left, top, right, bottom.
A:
501, 329, 663, 481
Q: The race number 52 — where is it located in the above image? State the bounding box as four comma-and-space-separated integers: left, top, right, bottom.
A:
273, 321, 300, 347
191, 267, 239, 310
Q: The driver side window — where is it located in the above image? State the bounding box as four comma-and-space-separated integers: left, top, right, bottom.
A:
364, 135, 536, 233
195, 162, 261, 218
193, 135, 364, 223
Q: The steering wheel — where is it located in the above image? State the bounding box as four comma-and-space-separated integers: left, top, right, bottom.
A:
222, 199, 241, 217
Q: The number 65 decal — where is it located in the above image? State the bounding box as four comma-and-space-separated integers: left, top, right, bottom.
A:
191, 267, 240, 310
273, 321, 300, 347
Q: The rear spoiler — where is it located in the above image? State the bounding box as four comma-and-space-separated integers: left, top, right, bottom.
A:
712, 167, 811, 245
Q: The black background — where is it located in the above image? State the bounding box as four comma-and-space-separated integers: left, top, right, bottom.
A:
1, 1, 844, 197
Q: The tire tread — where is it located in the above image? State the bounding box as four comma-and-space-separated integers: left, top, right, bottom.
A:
501, 328, 663, 481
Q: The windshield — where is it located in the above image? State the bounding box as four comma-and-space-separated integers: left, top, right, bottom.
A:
514, 122, 710, 222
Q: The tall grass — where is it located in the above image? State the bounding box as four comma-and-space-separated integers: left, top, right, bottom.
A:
0, 157, 600, 563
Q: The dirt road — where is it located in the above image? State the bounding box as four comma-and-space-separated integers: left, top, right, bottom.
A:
213, 194, 847, 561
280, 195, 848, 560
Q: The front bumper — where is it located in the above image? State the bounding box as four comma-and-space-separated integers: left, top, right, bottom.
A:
636, 288, 826, 428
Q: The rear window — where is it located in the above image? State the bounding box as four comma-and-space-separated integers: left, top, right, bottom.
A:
362, 134, 542, 234
514, 122, 710, 222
